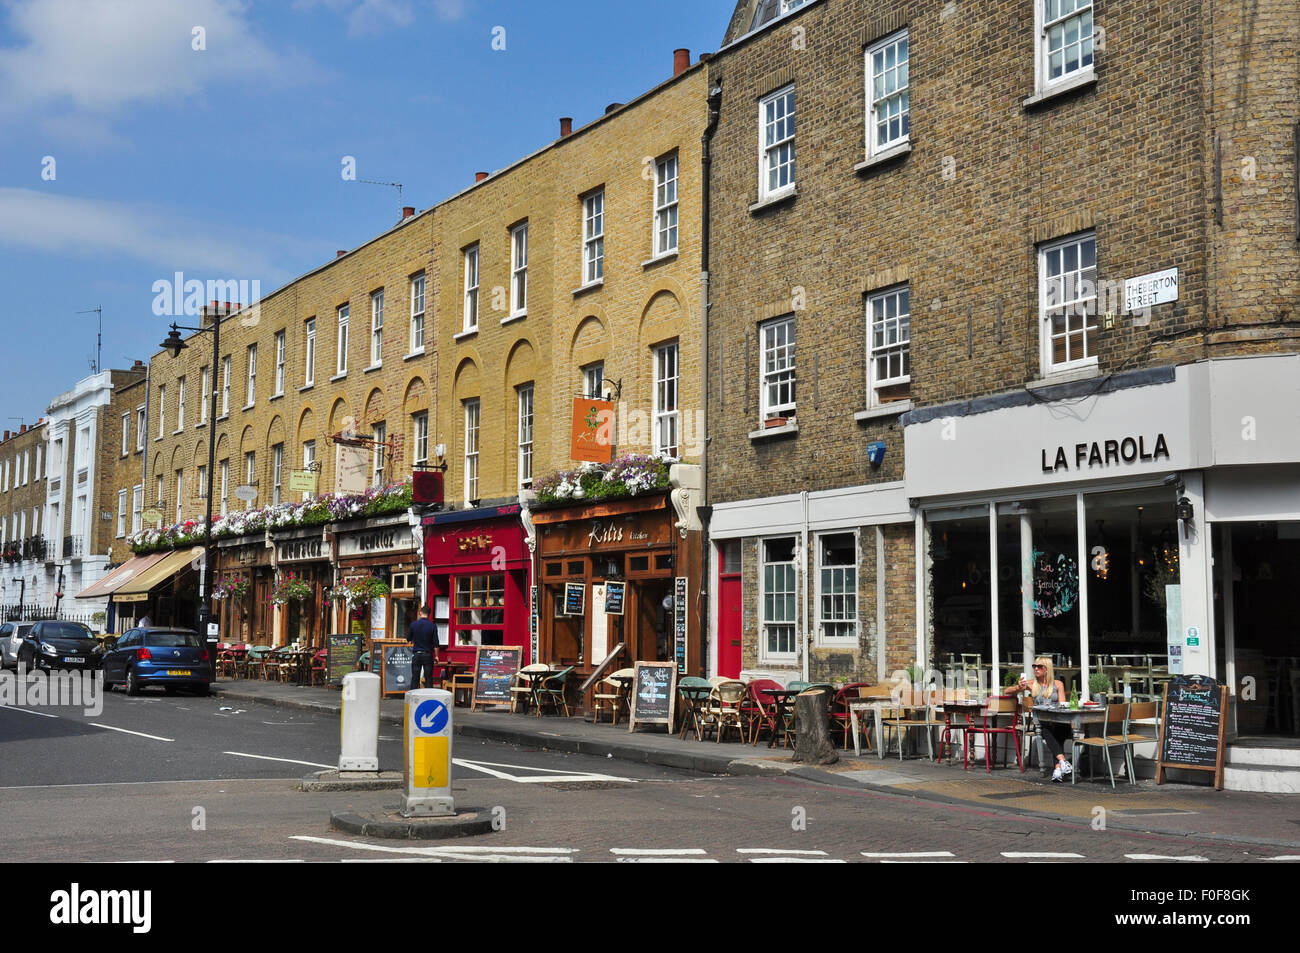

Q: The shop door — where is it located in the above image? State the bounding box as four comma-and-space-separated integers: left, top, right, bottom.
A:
634, 579, 672, 662
718, 542, 742, 678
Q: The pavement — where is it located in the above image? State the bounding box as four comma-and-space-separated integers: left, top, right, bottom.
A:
213, 677, 1300, 849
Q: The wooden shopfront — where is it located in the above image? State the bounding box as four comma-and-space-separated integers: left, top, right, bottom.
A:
214, 535, 272, 645
532, 491, 702, 688
422, 503, 531, 669
271, 526, 331, 648
335, 513, 421, 645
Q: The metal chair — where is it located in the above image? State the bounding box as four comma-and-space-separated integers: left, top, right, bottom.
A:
707, 680, 747, 743
1072, 702, 1130, 787
880, 689, 940, 760
536, 665, 575, 717
593, 667, 634, 725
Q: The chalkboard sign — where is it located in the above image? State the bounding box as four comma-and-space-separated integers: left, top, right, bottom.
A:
377, 640, 415, 697
628, 661, 676, 733
326, 633, 365, 687
472, 644, 523, 710
1156, 675, 1227, 790
564, 582, 585, 616
603, 582, 625, 616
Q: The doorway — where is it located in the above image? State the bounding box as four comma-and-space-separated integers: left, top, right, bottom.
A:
718, 541, 742, 678
634, 579, 672, 663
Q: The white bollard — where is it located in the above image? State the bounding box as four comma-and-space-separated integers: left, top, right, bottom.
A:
339, 672, 380, 772
401, 688, 455, 817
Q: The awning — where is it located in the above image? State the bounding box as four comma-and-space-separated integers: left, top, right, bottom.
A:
75, 552, 169, 600
110, 549, 198, 603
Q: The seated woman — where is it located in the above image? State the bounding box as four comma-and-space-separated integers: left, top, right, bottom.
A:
1018, 657, 1073, 781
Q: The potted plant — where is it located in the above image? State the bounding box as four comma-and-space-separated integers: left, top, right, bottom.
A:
1088, 671, 1110, 705
764, 415, 788, 429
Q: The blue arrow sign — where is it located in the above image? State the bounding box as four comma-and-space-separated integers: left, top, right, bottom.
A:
413, 698, 448, 735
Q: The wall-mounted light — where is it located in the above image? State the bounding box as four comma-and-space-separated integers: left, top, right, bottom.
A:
1176, 496, 1194, 540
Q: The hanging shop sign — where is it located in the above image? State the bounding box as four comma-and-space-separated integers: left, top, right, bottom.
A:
570, 397, 615, 464
276, 535, 325, 563
338, 525, 411, 559
289, 470, 319, 494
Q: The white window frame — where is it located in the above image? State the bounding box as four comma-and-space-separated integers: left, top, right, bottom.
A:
583, 191, 604, 285
272, 444, 283, 505
372, 423, 386, 487
584, 363, 605, 400
758, 85, 796, 200
760, 315, 796, 420
463, 399, 480, 504
337, 304, 350, 375
815, 531, 859, 645
411, 414, 428, 468
221, 356, 231, 416
156, 473, 164, 507
510, 224, 528, 316
274, 331, 286, 395
516, 385, 533, 487
116, 489, 127, 538
653, 342, 679, 458
244, 451, 255, 510
654, 155, 679, 257
131, 485, 142, 534
120, 413, 130, 456
1035, 0, 1095, 93
197, 464, 207, 500
304, 318, 316, 386
463, 246, 480, 333
760, 536, 799, 662
156, 384, 165, 438
176, 375, 186, 430
136, 408, 145, 450
219, 460, 228, 515
866, 285, 911, 407
199, 365, 210, 423
866, 30, 909, 158
370, 290, 384, 366
245, 344, 257, 407
301, 442, 315, 501
409, 274, 425, 352
175, 469, 183, 523
1039, 231, 1098, 374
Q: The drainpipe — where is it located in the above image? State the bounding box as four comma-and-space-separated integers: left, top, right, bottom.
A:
700, 78, 721, 676
801, 489, 810, 682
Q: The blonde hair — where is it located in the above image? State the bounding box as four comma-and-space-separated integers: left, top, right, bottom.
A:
1032, 656, 1056, 697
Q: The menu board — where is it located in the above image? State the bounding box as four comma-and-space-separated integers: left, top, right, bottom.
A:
603, 582, 625, 615
564, 582, 585, 616
326, 633, 365, 687
378, 640, 415, 697
1156, 675, 1227, 790
628, 661, 677, 733
673, 577, 688, 673
472, 644, 523, 710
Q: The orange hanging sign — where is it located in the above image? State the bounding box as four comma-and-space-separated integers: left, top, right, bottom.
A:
570, 397, 615, 463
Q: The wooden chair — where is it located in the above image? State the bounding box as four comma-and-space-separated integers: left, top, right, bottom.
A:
217, 650, 238, 679
536, 666, 575, 717
1117, 700, 1159, 782
881, 689, 940, 761
1072, 702, 1130, 787
310, 650, 327, 687
451, 671, 475, 707
593, 667, 634, 725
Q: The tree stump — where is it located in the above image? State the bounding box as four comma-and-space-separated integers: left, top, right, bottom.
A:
792, 689, 838, 765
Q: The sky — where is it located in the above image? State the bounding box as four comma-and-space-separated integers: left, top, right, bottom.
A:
0, 0, 734, 424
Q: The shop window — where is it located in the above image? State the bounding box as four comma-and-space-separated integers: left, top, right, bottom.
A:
566, 560, 584, 576
545, 561, 563, 577
390, 572, 417, 593
454, 573, 505, 645
817, 532, 858, 643
655, 554, 673, 571
761, 537, 798, 659
629, 555, 650, 573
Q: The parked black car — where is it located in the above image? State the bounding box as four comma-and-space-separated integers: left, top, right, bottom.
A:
14, 621, 102, 672
101, 628, 210, 696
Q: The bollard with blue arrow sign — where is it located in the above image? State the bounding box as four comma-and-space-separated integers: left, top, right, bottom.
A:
400, 688, 455, 817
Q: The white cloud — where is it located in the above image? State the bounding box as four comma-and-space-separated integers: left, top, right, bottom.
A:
432, 0, 467, 21
0, 188, 316, 282
296, 0, 466, 34
0, 0, 318, 116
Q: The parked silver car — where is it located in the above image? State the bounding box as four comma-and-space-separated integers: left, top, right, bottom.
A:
0, 621, 38, 670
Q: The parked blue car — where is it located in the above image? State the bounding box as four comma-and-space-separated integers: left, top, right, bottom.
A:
102, 628, 211, 696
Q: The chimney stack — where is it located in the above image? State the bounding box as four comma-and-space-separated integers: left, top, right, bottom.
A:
337, 250, 347, 259
402, 206, 415, 219
3, 431, 9, 441
475, 171, 488, 183
674, 48, 691, 76
560, 117, 573, 137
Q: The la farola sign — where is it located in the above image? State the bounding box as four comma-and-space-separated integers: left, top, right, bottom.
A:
1042, 433, 1171, 473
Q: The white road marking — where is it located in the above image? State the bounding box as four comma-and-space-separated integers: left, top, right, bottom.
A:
342, 858, 443, 863
1124, 854, 1210, 862
737, 848, 829, 855
291, 835, 575, 863
0, 706, 57, 718
880, 859, 967, 863
610, 848, 707, 856
1001, 852, 1084, 859
208, 859, 305, 863
749, 857, 846, 863
90, 724, 174, 742
453, 758, 635, 784
0, 778, 297, 791
1263, 855, 1300, 861
224, 751, 333, 768
862, 851, 956, 858
616, 857, 719, 863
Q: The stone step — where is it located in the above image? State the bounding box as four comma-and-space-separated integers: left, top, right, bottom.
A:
1223, 763, 1300, 794
1225, 745, 1300, 768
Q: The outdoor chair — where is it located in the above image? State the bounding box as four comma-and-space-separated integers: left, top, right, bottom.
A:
511, 664, 549, 714
1118, 701, 1160, 783
593, 667, 634, 725
536, 666, 575, 717
707, 680, 747, 743
676, 676, 713, 740
745, 678, 784, 746
310, 650, 327, 687
962, 693, 1024, 773
880, 689, 940, 761
1072, 702, 1130, 787
830, 683, 869, 749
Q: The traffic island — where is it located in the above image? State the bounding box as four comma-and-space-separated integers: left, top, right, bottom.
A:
329, 808, 496, 840
300, 769, 404, 792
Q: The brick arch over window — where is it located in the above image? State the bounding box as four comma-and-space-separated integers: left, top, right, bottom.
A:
191, 440, 206, 471
168, 445, 183, 473
363, 387, 387, 428
402, 375, 428, 415
328, 397, 354, 438
239, 425, 257, 458
214, 433, 230, 460
297, 405, 316, 444
453, 356, 481, 403
504, 338, 537, 390
569, 314, 607, 372
636, 285, 686, 349
265, 414, 286, 451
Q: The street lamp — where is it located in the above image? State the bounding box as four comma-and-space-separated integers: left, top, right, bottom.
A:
159, 315, 222, 678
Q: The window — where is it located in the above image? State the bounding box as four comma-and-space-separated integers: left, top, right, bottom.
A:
584, 362, 605, 400
219, 460, 228, 515
463, 399, 480, 503
302, 441, 316, 501
409, 274, 425, 352
337, 304, 350, 375
197, 464, 207, 500
454, 573, 506, 645
760, 315, 796, 420
817, 533, 858, 642
510, 224, 528, 315
516, 385, 533, 487
866, 285, 911, 406
1040, 232, 1098, 372
761, 537, 798, 658
372, 423, 386, 487
176, 376, 185, 429
245, 344, 257, 406
120, 413, 130, 456
463, 247, 479, 332
1038, 0, 1094, 87
370, 290, 384, 365
131, 485, 142, 533
654, 342, 679, 457
221, 356, 231, 415
274, 331, 285, 395
244, 451, 255, 509
135, 409, 145, 450
199, 366, 209, 423
157, 384, 165, 437
867, 31, 909, 156
583, 191, 604, 284
412, 413, 428, 468
117, 489, 127, 538
175, 469, 183, 523
655, 156, 679, 256
304, 318, 316, 386
272, 444, 283, 505
34, 445, 41, 478
759, 85, 796, 199
156, 473, 164, 506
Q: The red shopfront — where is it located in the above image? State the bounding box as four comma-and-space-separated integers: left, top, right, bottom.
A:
422, 504, 532, 668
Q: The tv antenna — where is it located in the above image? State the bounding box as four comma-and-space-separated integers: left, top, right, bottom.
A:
358, 178, 403, 216
75, 306, 103, 374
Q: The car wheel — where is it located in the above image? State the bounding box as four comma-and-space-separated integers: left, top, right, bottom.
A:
125, 667, 141, 697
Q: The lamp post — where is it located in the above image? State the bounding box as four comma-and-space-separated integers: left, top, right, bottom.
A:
160, 313, 221, 680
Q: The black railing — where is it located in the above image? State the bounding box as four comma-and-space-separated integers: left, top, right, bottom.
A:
22, 536, 47, 561
0, 604, 97, 626
63, 535, 74, 558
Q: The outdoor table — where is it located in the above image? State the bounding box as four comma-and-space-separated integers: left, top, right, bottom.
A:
848, 695, 894, 757
608, 671, 635, 722
519, 665, 557, 716
677, 683, 712, 740
1031, 704, 1109, 777
766, 688, 803, 749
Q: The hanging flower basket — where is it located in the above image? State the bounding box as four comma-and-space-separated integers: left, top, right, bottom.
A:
212, 575, 251, 601
269, 572, 314, 606
332, 576, 390, 608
